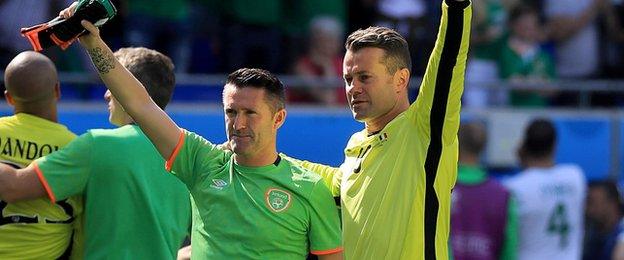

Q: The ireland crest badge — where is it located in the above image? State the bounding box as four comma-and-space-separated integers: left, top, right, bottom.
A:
265, 188, 292, 212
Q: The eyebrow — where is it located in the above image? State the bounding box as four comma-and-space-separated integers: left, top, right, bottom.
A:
344, 70, 370, 77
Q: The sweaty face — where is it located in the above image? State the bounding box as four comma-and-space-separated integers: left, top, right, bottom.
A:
343, 47, 399, 123
104, 90, 129, 126
223, 85, 281, 160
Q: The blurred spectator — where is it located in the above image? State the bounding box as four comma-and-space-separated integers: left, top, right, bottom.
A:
0, 0, 56, 66
375, 0, 430, 75
220, 0, 284, 72
451, 121, 518, 260
124, 0, 192, 72
498, 5, 555, 107
583, 180, 624, 260
601, 0, 624, 79
544, 0, 602, 79
281, 0, 346, 74
504, 119, 586, 260
464, 0, 510, 108
290, 16, 346, 105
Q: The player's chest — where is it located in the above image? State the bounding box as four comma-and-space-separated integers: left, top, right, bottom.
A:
193, 173, 309, 230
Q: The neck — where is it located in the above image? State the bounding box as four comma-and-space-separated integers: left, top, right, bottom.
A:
365, 98, 410, 133
459, 154, 480, 166
234, 152, 279, 167
523, 157, 554, 168
14, 104, 57, 122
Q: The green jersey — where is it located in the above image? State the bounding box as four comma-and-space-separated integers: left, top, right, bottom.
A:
35, 125, 190, 259
297, 1, 471, 259
167, 130, 342, 259
0, 113, 82, 259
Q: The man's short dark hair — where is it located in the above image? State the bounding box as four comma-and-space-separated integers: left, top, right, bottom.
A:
459, 121, 487, 156
520, 118, 556, 158
345, 26, 411, 74
508, 5, 538, 26
114, 47, 175, 110
225, 68, 285, 112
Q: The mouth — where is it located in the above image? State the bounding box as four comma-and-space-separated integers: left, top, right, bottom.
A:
351, 100, 367, 107
230, 134, 252, 140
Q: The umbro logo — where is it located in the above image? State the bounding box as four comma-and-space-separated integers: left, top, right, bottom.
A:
210, 179, 228, 190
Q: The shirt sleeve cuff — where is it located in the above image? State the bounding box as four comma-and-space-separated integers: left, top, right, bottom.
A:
33, 162, 57, 203
165, 128, 185, 172
311, 246, 343, 255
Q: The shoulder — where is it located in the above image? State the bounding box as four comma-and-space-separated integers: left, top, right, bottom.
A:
0, 115, 13, 123
282, 156, 323, 184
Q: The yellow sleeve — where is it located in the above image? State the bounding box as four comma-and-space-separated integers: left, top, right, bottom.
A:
281, 154, 342, 197
412, 0, 472, 146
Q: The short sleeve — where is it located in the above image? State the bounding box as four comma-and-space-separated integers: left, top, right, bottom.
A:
34, 132, 94, 202
282, 154, 342, 197
308, 181, 343, 255
168, 130, 228, 190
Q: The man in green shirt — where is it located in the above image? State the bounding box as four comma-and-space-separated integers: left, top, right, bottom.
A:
0, 47, 191, 259
28, 8, 343, 258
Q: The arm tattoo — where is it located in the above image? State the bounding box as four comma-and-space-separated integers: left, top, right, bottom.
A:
87, 47, 115, 73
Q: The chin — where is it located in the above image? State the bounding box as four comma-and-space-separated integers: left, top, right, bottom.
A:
352, 112, 367, 122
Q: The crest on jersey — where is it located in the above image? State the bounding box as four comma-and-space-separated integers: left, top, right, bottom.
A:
265, 188, 292, 212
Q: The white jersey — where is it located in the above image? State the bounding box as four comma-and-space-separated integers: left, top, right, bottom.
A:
504, 164, 587, 260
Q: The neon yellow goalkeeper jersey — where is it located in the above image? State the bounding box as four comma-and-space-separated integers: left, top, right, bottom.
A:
297, 1, 471, 259
0, 113, 82, 259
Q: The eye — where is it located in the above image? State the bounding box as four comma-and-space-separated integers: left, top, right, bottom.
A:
246, 110, 258, 116
225, 109, 236, 117
344, 76, 353, 85
359, 74, 371, 82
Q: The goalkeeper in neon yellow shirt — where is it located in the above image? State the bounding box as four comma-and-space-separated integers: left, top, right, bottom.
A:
292, 0, 472, 258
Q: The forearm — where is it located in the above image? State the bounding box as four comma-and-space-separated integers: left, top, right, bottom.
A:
548, 3, 598, 41
415, 0, 471, 143
85, 39, 153, 115
0, 164, 16, 202
0, 164, 45, 203
81, 34, 180, 159
318, 252, 343, 260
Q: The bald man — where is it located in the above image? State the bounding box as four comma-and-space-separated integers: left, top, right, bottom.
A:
0, 51, 82, 259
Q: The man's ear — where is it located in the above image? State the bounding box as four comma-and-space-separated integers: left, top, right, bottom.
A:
394, 68, 410, 93
4, 91, 14, 105
54, 82, 61, 100
273, 108, 287, 130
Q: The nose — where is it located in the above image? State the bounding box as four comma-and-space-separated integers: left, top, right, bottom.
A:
104, 90, 111, 102
347, 80, 362, 97
232, 114, 247, 131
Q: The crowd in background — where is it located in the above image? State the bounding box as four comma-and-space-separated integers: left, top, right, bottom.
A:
2, 1, 624, 259
2, 0, 624, 107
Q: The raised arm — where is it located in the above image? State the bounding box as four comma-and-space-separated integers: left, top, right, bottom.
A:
414, 0, 471, 145
77, 21, 180, 159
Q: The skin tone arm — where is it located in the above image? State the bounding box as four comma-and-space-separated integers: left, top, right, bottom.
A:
0, 163, 46, 203
76, 21, 180, 159
56, 2, 179, 159
318, 252, 343, 260
547, 0, 602, 42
